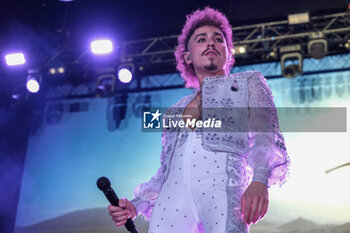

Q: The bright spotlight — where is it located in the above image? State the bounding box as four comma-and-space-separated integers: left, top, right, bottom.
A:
26, 78, 40, 93
344, 40, 350, 50
238, 46, 246, 54
118, 68, 133, 83
91, 39, 113, 55
232, 45, 247, 56
5, 53, 26, 66
57, 67, 65, 74
118, 64, 134, 83
26, 69, 42, 93
48, 67, 65, 77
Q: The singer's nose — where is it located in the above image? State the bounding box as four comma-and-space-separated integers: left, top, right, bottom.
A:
207, 42, 215, 47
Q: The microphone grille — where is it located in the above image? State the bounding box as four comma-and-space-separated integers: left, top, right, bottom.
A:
97, 176, 111, 192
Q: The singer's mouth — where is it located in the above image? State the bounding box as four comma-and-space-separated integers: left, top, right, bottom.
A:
203, 49, 220, 57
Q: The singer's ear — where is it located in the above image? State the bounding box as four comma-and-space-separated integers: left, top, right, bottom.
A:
227, 53, 233, 61
184, 52, 192, 65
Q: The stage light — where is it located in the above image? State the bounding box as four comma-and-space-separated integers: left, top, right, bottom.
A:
232, 45, 247, 56
5, 53, 26, 66
238, 46, 246, 54
48, 66, 65, 78
280, 44, 303, 78
308, 32, 328, 59
267, 50, 278, 59
95, 74, 116, 98
11, 94, 21, 100
118, 68, 132, 83
26, 78, 40, 93
57, 67, 65, 74
90, 39, 113, 55
118, 64, 134, 83
26, 69, 42, 93
288, 12, 310, 25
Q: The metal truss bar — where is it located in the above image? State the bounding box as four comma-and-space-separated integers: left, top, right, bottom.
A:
312, 11, 350, 20
41, 11, 349, 71
232, 11, 349, 31
127, 49, 175, 58
324, 17, 338, 30
123, 35, 178, 45
232, 20, 289, 31
237, 27, 350, 44
245, 27, 260, 41
117, 11, 349, 59
141, 39, 158, 54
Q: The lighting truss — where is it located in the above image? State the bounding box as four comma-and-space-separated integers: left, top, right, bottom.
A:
40, 11, 349, 77
15, 11, 350, 100
117, 11, 350, 70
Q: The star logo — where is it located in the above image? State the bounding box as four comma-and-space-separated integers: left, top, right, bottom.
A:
143, 109, 162, 129
150, 109, 162, 122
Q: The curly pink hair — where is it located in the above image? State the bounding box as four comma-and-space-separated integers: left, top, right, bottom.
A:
174, 7, 235, 90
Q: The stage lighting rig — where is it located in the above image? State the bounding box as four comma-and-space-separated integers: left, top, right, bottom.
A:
280, 44, 303, 78
26, 69, 42, 93
288, 12, 310, 25
95, 73, 116, 98
48, 66, 66, 77
308, 32, 328, 60
117, 63, 134, 84
5, 53, 26, 66
267, 50, 278, 59
231, 45, 247, 56
90, 39, 113, 55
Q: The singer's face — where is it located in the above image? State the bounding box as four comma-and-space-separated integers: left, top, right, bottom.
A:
184, 25, 229, 75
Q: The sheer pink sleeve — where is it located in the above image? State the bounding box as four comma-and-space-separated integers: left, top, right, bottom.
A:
246, 71, 290, 187
130, 131, 166, 221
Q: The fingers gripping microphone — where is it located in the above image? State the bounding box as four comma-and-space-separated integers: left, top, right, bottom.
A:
97, 177, 138, 233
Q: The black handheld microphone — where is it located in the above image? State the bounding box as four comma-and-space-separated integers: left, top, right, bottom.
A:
97, 176, 138, 233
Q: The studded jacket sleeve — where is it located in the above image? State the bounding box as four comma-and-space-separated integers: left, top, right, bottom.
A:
130, 130, 166, 221
246, 71, 290, 187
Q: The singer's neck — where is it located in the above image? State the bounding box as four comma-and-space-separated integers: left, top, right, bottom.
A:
195, 69, 226, 90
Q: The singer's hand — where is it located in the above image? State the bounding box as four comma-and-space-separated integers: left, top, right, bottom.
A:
108, 198, 137, 228
241, 181, 269, 225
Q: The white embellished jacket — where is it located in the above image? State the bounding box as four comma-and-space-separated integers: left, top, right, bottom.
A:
131, 71, 290, 229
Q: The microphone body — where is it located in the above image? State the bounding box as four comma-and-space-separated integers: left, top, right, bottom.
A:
97, 177, 138, 233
